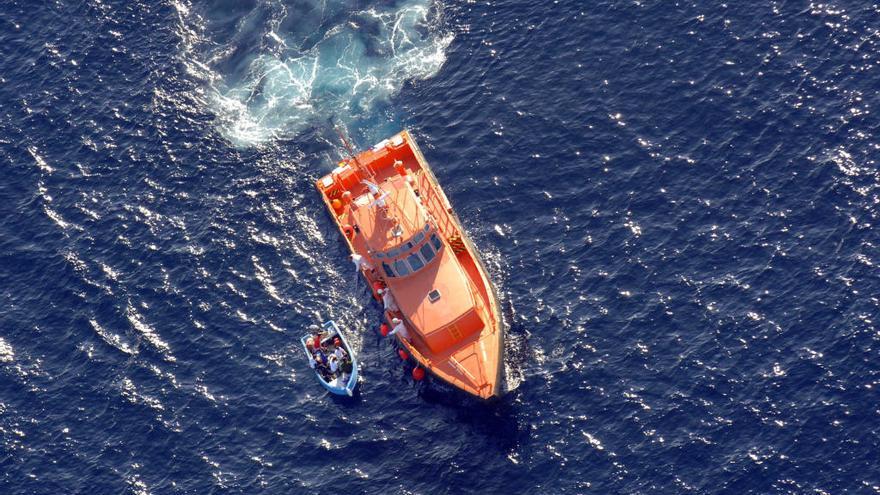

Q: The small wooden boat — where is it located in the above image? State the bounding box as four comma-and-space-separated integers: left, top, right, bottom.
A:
300, 320, 359, 396
316, 131, 505, 399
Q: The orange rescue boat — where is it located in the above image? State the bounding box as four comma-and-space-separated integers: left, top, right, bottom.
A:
316, 131, 505, 399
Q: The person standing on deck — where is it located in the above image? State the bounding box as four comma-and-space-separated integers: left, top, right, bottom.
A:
378, 288, 399, 312
389, 317, 410, 341
351, 253, 372, 272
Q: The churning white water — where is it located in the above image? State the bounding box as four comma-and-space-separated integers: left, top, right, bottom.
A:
178, 0, 452, 147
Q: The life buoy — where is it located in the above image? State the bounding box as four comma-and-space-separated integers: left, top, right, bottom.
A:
343, 224, 355, 238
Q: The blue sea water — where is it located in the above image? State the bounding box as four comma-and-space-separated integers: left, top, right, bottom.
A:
2, 0, 879, 493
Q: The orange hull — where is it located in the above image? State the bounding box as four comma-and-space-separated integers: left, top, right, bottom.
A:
316, 131, 505, 399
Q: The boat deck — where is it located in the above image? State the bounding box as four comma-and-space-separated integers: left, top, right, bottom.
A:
317, 131, 505, 399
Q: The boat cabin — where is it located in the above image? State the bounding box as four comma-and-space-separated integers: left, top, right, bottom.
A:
347, 175, 486, 354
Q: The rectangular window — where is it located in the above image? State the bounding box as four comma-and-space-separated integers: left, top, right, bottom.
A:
393, 259, 410, 276
420, 243, 435, 263
407, 253, 424, 272
431, 234, 443, 251
413, 231, 425, 244
382, 262, 396, 278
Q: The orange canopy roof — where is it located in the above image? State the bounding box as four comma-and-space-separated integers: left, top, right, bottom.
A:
349, 176, 428, 254
389, 243, 481, 351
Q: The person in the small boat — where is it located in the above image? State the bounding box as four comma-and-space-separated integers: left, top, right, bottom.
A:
312, 350, 334, 380
306, 326, 323, 352
329, 338, 354, 376
332, 337, 346, 360
378, 288, 399, 312
339, 357, 353, 375
306, 336, 320, 369
328, 354, 339, 374
389, 317, 410, 341
308, 346, 324, 368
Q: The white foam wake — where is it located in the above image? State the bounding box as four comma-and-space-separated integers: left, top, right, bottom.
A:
178, 0, 452, 147
0, 337, 14, 363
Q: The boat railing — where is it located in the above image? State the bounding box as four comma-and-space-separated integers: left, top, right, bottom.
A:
386, 184, 422, 236
404, 339, 432, 367
417, 171, 458, 239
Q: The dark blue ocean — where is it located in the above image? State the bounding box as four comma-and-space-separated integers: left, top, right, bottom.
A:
2, 0, 879, 493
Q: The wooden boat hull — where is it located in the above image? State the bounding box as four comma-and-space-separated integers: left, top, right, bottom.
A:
300, 320, 359, 396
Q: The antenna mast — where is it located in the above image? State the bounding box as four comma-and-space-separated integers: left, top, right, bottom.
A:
332, 122, 372, 179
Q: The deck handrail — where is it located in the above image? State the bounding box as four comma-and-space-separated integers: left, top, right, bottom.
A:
385, 180, 422, 236
417, 171, 457, 238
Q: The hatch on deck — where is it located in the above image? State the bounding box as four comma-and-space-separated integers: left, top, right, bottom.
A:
428, 289, 441, 303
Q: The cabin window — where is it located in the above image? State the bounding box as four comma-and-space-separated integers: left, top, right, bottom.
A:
413, 231, 425, 244
420, 243, 436, 263
424, 223, 431, 232
407, 253, 424, 272
431, 234, 443, 251
382, 262, 396, 278
393, 259, 410, 276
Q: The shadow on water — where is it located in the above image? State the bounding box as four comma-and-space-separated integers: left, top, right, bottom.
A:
417, 382, 525, 451
328, 389, 365, 406
386, 297, 533, 451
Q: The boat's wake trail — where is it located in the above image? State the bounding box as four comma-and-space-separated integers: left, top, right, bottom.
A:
176, 0, 452, 147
